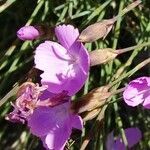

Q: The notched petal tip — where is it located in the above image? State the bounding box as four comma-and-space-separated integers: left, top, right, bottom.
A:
55, 24, 79, 49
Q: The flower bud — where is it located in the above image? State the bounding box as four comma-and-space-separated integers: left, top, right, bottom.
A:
17, 26, 40, 41
89, 48, 118, 66
78, 18, 116, 42
71, 85, 111, 114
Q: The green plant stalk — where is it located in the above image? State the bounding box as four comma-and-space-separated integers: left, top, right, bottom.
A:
108, 0, 142, 73
113, 0, 142, 22
112, 10, 150, 80
83, 0, 111, 25
108, 1, 124, 74
0, 0, 17, 13
0, 42, 29, 94
41, 0, 49, 21
108, 1, 129, 148
109, 1, 142, 148
117, 41, 150, 54
84, 43, 92, 95
114, 97, 129, 149
111, 40, 143, 81
57, 6, 68, 23
110, 57, 150, 87
26, 0, 45, 26
80, 43, 92, 146
0, 83, 19, 107
119, 0, 141, 17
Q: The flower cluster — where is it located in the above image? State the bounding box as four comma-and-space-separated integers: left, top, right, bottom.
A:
7, 24, 90, 150
8, 15, 148, 149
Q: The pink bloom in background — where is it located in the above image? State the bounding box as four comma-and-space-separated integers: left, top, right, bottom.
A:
28, 102, 83, 150
34, 24, 90, 96
17, 26, 40, 40
123, 76, 150, 108
106, 127, 142, 150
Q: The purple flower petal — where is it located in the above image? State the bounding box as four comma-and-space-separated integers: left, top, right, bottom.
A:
43, 120, 72, 150
121, 127, 142, 148
113, 140, 125, 150
28, 100, 83, 149
35, 41, 70, 76
55, 24, 79, 50
28, 107, 56, 136
106, 127, 142, 150
143, 95, 150, 108
69, 41, 89, 73
123, 83, 144, 106
106, 132, 114, 150
28, 102, 70, 137
34, 26, 90, 96
39, 90, 55, 100
123, 77, 150, 107
71, 115, 83, 130
34, 41, 74, 93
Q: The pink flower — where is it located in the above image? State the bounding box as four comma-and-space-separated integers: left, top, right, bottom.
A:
28, 102, 83, 150
34, 24, 90, 96
17, 26, 40, 40
123, 76, 150, 108
106, 127, 142, 150
6, 82, 83, 150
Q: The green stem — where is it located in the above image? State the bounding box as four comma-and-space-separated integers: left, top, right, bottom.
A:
113, 99, 129, 149
0, 84, 19, 107
108, 1, 124, 74
0, 0, 17, 13
117, 41, 150, 54
26, 0, 45, 25
110, 57, 150, 87
108, 1, 129, 149
84, 43, 92, 95
119, 0, 141, 18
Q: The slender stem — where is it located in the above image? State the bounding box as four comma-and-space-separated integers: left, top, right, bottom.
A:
111, 87, 125, 95
117, 41, 150, 54
111, 40, 144, 81
113, 0, 142, 22
0, 0, 17, 13
26, 0, 45, 26
119, 0, 141, 17
110, 57, 150, 87
113, 98, 129, 149
108, 1, 124, 74
108, 1, 129, 148
84, 43, 92, 95
0, 84, 19, 107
